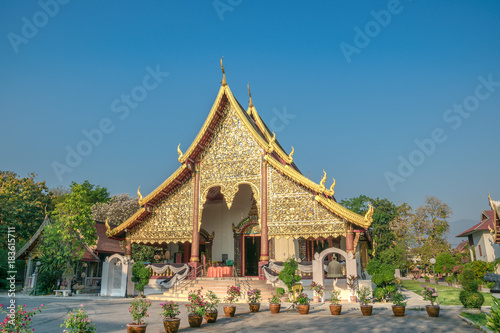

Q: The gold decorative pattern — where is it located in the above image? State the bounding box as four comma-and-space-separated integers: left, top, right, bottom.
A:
267, 166, 346, 239
326, 178, 336, 197
129, 177, 194, 244
177, 144, 183, 162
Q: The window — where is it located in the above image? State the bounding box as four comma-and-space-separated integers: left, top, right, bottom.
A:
478, 244, 482, 257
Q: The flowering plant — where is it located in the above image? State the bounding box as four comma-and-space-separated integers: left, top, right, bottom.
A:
205, 290, 220, 313
392, 291, 407, 307
0, 303, 45, 333
329, 290, 341, 305
128, 298, 151, 324
247, 289, 261, 304
310, 281, 325, 297
186, 288, 207, 317
420, 284, 439, 307
296, 292, 310, 305
357, 287, 372, 306
224, 285, 241, 305
268, 294, 281, 304
60, 304, 96, 333
159, 301, 180, 319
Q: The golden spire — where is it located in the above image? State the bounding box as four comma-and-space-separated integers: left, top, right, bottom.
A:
221, 57, 227, 86
137, 186, 143, 202
288, 146, 294, 161
320, 170, 327, 190
177, 143, 183, 162
248, 83, 254, 108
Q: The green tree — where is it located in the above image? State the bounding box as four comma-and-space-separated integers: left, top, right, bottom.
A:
41, 181, 109, 265
434, 252, 457, 275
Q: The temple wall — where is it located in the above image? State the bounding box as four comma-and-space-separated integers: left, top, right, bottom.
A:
274, 238, 299, 261
129, 177, 194, 244
267, 167, 346, 239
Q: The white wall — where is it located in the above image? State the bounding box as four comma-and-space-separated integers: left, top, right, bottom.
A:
200, 185, 253, 262
473, 231, 500, 262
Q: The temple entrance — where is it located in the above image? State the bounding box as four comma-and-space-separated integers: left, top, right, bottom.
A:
244, 235, 260, 276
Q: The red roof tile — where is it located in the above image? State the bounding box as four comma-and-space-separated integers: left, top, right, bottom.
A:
457, 210, 495, 237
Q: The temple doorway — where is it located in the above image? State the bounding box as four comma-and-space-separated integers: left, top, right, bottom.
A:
244, 235, 260, 276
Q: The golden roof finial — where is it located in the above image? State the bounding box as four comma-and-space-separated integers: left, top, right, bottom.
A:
364, 204, 374, 224
221, 57, 227, 86
327, 177, 336, 196
248, 83, 254, 108
288, 146, 294, 161
320, 170, 327, 190
177, 143, 183, 162
137, 186, 143, 202
105, 217, 111, 233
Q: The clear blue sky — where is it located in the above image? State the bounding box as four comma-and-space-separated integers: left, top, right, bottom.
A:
1, 1, 499, 246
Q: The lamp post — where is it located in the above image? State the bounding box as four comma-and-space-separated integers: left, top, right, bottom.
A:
429, 258, 438, 305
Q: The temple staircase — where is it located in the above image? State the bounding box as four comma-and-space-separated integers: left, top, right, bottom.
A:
147, 277, 277, 302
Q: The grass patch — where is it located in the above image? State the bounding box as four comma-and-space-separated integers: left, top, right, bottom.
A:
461, 312, 488, 327
400, 280, 493, 306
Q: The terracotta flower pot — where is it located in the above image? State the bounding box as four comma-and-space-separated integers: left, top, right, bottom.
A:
426, 305, 440, 317
392, 305, 405, 317
349, 295, 357, 303
205, 311, 218, 323
127, 323, 147, 333
313, 296, 320, 303
329, 304, 342, 315
223, 305, 236, 317
269, 303, 281, 314
163, 318, 180, 333
298, 304, 310, 314
360, 305, 373, 316
188, 315, 203, 328
248, 303, 260, 313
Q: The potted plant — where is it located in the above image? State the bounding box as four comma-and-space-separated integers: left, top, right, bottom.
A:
278, 258, 302, 299
61, 304, 97, 333
329, 290, 342, 315
346, 275, 359, 302
357, 287, 373, 316
391, 291, 407, 317
296, 292, 310, 314
159, 301, 180, 333
268, 293, 282, 314
420, 284, 439, 317
310, 281, 325, 303
204, 290, 220, 323
127, 298, 152, 333
223, 285, 241, 317
185, 288, 207, 327
247, 288, 262, 312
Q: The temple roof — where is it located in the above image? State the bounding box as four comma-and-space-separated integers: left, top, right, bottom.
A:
108, 62, 373, 239
15, 215, 50, 260
456, 210, 495, 237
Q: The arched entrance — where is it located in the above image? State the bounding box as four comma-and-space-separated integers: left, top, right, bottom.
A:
101, 254, 131, 297
312, 247, 355, 290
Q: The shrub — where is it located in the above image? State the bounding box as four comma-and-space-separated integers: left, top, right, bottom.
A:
459, 290, 484, 308
373, 287, 387, 301
392, 291, 408, 307
61, 304, 97, 333
276, 287, 285, 296
131, 263, 151, 294
129, 298, 151, 325
296, 292, 310, 305
487, 295, 500, 332
278, 258, 301, 292
0, 303, 45, 332
460, 268, 479, 292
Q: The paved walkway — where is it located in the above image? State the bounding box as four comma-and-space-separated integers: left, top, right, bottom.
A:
0, 291, 482, 332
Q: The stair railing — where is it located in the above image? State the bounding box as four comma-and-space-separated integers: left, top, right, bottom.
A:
172, 264, 205, 293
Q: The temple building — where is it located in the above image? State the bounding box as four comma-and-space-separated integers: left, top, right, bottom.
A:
107, 60, 374, 279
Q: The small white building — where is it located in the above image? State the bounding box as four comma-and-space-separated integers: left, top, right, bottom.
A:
457, 210, 500, 262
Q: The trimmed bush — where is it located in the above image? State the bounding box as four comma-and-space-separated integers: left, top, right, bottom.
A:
460, 290, 484, 308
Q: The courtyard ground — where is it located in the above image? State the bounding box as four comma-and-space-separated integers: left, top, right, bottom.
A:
0, 291, 483, 333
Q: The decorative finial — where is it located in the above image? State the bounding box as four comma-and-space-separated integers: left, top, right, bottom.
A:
268, 132, 276, 153
288, 146, 294, 161
137, 186, 143, 202
177, 143, 183, 162
105, 217, 111, 233
327, 177, 336, 196
320, 170, 327, 190
220, 57, 227, 86
248, 83, 254, 108
364, 204, 374, 224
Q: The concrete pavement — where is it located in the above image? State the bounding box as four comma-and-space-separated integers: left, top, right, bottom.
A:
0, 291, 482, 333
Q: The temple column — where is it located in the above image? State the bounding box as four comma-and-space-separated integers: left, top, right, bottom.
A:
346, 223, 354, 254
258, 161, 269, 280
125, 233, 132, 259
183, 242, 191, 263
327, 237, 333, 261
189, 166, 201, 278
